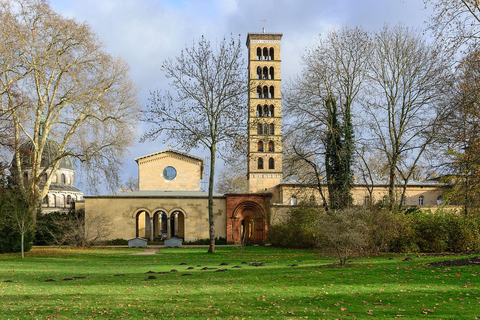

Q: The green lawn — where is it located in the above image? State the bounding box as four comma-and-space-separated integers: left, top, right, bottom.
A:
0, 246, 478, 319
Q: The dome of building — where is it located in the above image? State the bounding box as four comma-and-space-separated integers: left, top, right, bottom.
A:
17, 139, 73, 170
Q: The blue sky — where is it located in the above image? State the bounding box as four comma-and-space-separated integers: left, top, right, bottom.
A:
49, 0, 433, 194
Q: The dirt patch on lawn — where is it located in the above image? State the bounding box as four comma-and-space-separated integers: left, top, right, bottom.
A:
428, 256, 480, 267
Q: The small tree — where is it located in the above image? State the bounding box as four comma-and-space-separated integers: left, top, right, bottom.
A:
0, 188, 34, 258
142, 36, 248, 253
317, 207, 368, 266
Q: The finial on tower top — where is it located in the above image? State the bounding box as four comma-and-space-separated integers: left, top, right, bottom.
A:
261, 19, 267, 33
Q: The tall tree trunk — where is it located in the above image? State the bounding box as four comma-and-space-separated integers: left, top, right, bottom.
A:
388, 161, 396, 211
207, 144, 216, 253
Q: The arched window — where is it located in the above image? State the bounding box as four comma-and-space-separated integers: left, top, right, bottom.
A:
257, 47, 262, 60
269, 86, 275, 99
257, 105, 262, 117
263, 105, 268, 117
290, 195, 297, 205
61, 174, 66, 184
263, 86, 268, 99
257, 86, 262, 98
256, 67, 262, 79
269, 105, 274, 117
263, 47, 268, 60
257, 141, 264, 152
258, 158, 264, 169
268, 141, 274, 152
53, 194, 56, 207
418, 195, 424, 206
269, 123, 274, 135
66, 195, 71, 205
257, 123, 263, 135
269, 66, 274, 79
42, 195, 48, 206
269, 47, 274, 60
263, 66, 268, 79
268, 157, 275, 169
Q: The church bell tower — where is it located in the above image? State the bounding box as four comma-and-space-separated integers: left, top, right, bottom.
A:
246, 31, 283, 193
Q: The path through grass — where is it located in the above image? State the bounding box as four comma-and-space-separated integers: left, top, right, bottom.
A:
0, 246, 479, 318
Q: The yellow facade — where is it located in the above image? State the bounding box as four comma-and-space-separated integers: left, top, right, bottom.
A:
135, 149, 203, 191
246, 32, 283, 193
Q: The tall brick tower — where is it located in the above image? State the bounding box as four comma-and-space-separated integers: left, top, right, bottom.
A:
246, 31, 283, 193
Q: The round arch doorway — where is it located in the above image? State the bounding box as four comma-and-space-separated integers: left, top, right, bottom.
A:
231, 201, 266, 245
170, 210, 185, 239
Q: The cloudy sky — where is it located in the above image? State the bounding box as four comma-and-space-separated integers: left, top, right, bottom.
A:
49, 0, 434, 194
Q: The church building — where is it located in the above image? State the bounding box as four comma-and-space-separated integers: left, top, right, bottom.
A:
83, 31, 448, 245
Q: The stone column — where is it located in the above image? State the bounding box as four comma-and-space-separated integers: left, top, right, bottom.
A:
149, 217, 154, 241
167, 215, 171, 239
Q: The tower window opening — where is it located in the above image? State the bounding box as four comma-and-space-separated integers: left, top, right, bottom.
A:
257, 105, 262, 117
61, 173, 66, 184
258, 158, 264, 169
268, 157, 275, 169
256, 67, 262, 79
263, 105, 268, 117
269, 66, 274, 79
269, 86, 275, 98
269, 123, 274, 135
263, 47, 268, 60
269, 105, 274, 117
264, 123, 269, 135
263, 86, 268, 99
263, 66, 268, 79
257, 86, 262, 98
256, 47, 262, 60
257, 141, 264, 152
269, 47, 274, 60
268, 141, 274, 152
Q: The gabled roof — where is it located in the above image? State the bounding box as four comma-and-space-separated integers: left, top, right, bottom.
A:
134, 148, 204, 164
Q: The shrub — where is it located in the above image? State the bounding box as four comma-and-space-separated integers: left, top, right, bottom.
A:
316, 207, 368, 265
183, 237, 227, 245
371, 209, 480, 253
268, 205, 321, 248
106, 238, 128, 245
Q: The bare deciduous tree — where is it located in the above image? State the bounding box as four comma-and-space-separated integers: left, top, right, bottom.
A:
364, 24, 452, 209
441, 50, 480, 214
142, 35, 247, 253
285, 26, 371, 210
0, 0, 140, 216
425, 0, 480, 53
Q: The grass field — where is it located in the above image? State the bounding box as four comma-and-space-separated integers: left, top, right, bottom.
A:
0, 246, 479, 319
